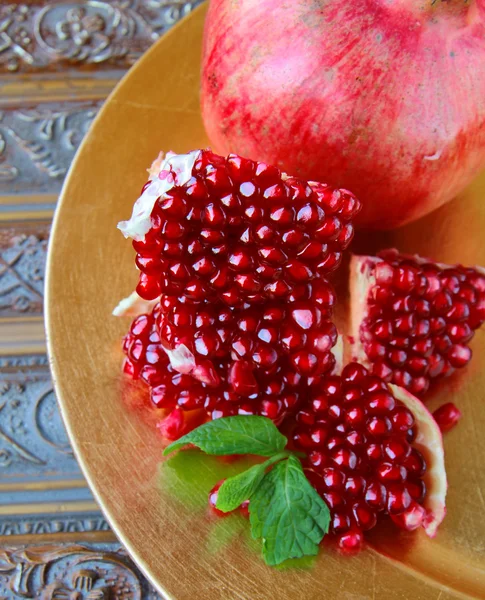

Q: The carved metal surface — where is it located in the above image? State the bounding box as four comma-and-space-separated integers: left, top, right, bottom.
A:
0, 354, 49, 370
0, 102, 103, 195
0, 513, 110, 537
0, 363, 81, 479
0, 356, 107, 536
0, 543, 160, 598
0, 225, 49, 317
0, 0, 200, 74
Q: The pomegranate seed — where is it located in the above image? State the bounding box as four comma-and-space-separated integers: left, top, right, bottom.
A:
387, 485, 412, 514
157, 408, 186, 441
240, 500, 250, 518
332, 511, 351, 534
345, 475, 366, 497
352, 503, 377, 531
338, 530, 364, 554
407, 479, 426, 502
433, 402, 462, 432
391, 501, 426, 531
403, 449, 426, 477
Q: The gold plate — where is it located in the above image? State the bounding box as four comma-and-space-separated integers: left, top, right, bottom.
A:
46, 4, 485, 599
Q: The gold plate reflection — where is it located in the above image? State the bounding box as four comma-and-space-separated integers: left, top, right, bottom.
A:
46, 4, 485, 599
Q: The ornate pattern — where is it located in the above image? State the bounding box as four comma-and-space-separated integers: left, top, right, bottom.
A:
0, 2, 200, 595
0, 514, 110, 537
0, 365, 81, 478
0, 0, 200, 73
0, 103, 103, 195
0, 354, 49, 369
0, 544, 160, 599
0, 226, 49, 317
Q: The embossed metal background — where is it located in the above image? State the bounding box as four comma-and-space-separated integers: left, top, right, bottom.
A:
46, 4, 485, 599
0, 1, 199, 597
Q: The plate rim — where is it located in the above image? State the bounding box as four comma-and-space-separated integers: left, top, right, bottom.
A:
45, 5, 208, 599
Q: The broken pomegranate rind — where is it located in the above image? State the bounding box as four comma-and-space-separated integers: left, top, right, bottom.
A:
331, 334, 344, 375
117, 150, 201, 241
349, 255, 377, 366
390, 384, 447, 537
113, 291, 160, 317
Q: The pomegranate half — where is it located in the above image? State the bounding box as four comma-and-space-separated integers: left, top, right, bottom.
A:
201, 0, 485, 229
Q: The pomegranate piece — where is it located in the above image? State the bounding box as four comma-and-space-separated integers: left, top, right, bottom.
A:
433, 403, 462, 433
295, 363, 447, 547
350, 249, 485, 395
118, 149, 361, 307
117, 150, 355, 392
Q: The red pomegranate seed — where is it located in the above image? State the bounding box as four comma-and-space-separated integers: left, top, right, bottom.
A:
338, 529, 364, 554
390, 501, 426, 531
157, 407, 186, 441
240, 499, 250, 518
433, 402, 462, 432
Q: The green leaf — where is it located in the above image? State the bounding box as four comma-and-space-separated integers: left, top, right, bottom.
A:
163, 416, 287, 457
249, 455, 331, 566
216, 462, 268, 513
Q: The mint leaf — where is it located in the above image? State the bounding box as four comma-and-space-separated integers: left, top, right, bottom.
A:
216, 452, 291, 512
216, 463, 267, 512
249, 455, 331, 566
163, 416, 287, 457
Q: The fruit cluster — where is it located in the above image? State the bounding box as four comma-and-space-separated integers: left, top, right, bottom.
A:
118, 150, 484, 553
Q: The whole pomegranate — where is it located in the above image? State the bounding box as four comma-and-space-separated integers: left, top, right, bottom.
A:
201, 0, 485, 229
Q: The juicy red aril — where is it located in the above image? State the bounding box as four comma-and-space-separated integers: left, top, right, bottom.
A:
352, 503, 377, 531
387, 485, 412, 514
332, 512, 351, 533
403, 448, 426, 476
433, 402, 462, 432
295, 363, 428, 545
157, 407, 186, 440
338, 530, 364, 554
357, 251, 485, 395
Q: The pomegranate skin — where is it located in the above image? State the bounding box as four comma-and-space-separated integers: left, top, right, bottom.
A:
201, 0, 485, 229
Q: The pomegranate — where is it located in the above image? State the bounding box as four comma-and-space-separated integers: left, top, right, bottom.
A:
350, 249, 485, 395
201, 0, 485, 229
293, 363, 447, 549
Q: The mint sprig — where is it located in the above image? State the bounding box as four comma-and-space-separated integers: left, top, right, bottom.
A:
163, 415, 331, 566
